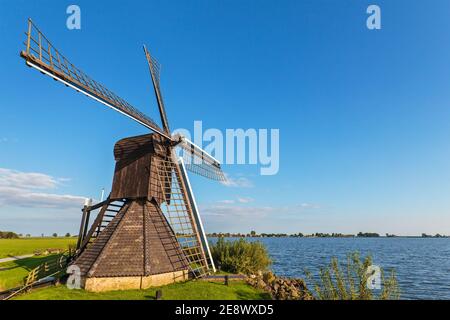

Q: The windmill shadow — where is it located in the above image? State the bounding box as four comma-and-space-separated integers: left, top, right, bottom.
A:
0, 255, 60, 273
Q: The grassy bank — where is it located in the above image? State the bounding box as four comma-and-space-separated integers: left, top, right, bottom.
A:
0, 238, 76, 258
14, 280, 270, 300
0, 255, 62, 291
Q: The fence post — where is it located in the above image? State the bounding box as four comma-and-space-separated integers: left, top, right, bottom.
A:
77, 198, 92, 250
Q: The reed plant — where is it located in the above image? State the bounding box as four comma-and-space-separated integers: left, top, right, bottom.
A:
305, 252, 400, 300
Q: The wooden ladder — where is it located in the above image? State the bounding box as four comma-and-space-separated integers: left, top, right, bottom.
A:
77, 198, 127, 254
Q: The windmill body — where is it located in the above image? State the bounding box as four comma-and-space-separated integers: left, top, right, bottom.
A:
20, 20, 224, 291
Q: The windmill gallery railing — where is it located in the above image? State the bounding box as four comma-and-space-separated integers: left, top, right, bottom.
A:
20, 19, 169, 139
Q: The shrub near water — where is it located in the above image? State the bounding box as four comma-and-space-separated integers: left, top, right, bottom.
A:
211, 238, 272, 275
305, 252, 400, 300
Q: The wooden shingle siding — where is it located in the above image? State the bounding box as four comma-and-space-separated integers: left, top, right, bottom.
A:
76, 203, 128, 277
73, 133, 191, 281
91, 201, 146, 277
145, 201, 189, 274
111, 133, 170, 202
74, 200, 188, 278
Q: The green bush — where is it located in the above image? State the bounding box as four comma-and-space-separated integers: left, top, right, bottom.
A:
305, 252, 400, 300
210, 238, 272, 275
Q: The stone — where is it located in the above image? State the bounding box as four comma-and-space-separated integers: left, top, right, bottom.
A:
84, 270, 189, 292
246, 272, 315, 300
256, 279, 266, 289
263, 271, 275, 284
273, 283, 280, 292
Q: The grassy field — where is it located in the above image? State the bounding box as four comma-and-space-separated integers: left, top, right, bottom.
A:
15, 280, 270, 300
0, 238, 77, 258
0, 254, 62, 291
1, 237, 268, 300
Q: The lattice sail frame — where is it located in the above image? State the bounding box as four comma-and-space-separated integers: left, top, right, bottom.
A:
180, 150, 226, 181
155, 154, 212, 277
20, 19, 169, 139
21, 19, 226, 184
174, 136, 226, 182
20, 19, 225, 278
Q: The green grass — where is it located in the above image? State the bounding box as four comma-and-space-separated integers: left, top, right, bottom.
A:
1, 238, 269, 300
14, 280, 270, 300
0, 255, 62, 291
0, 238, 76, 259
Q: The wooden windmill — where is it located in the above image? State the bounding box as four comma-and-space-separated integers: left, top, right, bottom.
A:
20, 19, 225, 292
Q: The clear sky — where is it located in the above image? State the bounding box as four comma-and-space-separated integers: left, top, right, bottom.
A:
1, 0, 450, 236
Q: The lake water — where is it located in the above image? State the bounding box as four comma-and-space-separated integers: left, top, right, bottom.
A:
209, 237, 450, 300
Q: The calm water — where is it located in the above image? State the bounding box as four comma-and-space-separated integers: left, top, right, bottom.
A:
209, 237, 450, 300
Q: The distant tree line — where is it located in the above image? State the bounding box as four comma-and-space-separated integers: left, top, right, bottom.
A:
356, 232, 380, 238
207, 231, 360, 238
0, 231, 20, 239
421, 233, 447, 238
0, 231, 75, 238
207, 231, 449, 238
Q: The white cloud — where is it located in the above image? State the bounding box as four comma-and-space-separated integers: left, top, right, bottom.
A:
299, 203, 320, 209
0, 168, 85, 209
200, 201, 319, 218
0, 168, 59, 189
198, 201, 323, 233
217, 199, 235, 204
221, 173, 254, 188
217, 197, 254, 204
200, 204, 275, 218
237, 197, 254, 203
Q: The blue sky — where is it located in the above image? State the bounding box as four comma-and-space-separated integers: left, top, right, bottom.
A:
1, 0, 450, 236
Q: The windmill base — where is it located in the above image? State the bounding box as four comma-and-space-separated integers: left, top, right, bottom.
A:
82, 270, 189, 292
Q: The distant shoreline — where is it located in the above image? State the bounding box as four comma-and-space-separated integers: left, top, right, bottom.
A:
206, 236, 449, 239
1, 236, 449, 239
206, 233, 449, 239
1, 231, 449, 240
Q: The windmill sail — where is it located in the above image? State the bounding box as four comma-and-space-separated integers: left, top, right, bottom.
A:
144, 46, 170, 135
178, 157, 216, 273
175, 136, 226, 181
20, 19, 170, 140
156, 153, 211, 276
20, 19, 226, 290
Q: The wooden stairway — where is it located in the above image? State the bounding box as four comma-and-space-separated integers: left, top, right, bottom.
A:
76, 197, 128, 255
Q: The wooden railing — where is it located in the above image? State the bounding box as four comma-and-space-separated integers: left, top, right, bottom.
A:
2, 251, 74, 300
24, 253, 72, 286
